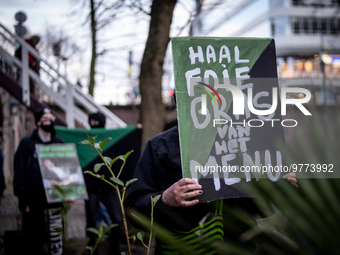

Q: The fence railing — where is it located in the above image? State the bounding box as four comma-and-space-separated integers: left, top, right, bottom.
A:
0, 22, 126, 128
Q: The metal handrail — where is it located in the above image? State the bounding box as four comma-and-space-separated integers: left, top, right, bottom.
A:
0, 22, 126, 128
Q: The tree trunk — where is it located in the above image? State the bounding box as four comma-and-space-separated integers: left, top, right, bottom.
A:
89, 0, 96, 96
139, 0, 177, 149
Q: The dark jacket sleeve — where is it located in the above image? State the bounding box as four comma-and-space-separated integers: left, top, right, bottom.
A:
125, 135, 202, 232
125, 139, 165, 217
124, 139, 176, 228
13, 138, 29, 211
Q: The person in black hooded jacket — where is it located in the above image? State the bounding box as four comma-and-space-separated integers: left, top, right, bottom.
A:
13, 108, 64, 255
84, 112, 122, 255
125, 125, 298, 254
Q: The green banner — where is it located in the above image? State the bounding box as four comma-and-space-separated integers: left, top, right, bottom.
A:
55, 125, 137, 168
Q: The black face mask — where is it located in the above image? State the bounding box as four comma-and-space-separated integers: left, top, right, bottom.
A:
90, 124, 101, 128
40, 120, 55, 132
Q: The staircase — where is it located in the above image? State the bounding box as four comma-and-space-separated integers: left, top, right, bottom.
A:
0, 22, 126, 128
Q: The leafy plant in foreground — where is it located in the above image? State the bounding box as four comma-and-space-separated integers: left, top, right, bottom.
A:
78, 127, 160, 255
86, 224, 118, 255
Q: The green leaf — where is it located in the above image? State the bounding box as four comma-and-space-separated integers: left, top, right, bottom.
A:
87, 227, 100, 235
131, 212, 143, 222
195, 229, 202, 237
110, 156, 119, 167
136, 231, 147, 248
125, 178, 138, 187
129, 234, 136, 242
104, 156, 112, 166
100, 137, 112, 151
117, 150, 134, 163
77, 140, 91, 146
94, 142, 101, 151
110, 177, 124, 186
99, 234, 108, 242
198, 213, 210, 228
153, 194, 161, 205
104, 223, 118, 233
84, 171, 96, 177
86, 246, 92, 251
88, 135, 98, 144
95, 174, 105, 180
121, 252, 127, 255
137, 231, 144, 242
98, 225, 103, 233
94, 163, 104, 173
123, 150, 133, 160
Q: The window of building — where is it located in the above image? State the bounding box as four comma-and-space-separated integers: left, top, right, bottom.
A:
292, 0, 334, 6
321, 19, 327, 34
303, 17, 309, 34
330, 19, 337, 34
332, 0, 340, 6
291, 17, 340, 35
312, 18, 318, 34
292, 17, 300, 34
292, 0, 303, 5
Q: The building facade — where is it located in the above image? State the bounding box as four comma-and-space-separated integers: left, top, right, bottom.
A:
192, 0, 340, 105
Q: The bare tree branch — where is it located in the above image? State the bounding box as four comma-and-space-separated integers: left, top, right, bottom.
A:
94, 0, 105, 12
96, 16, 118, 30
175, 11, 193, 37
82, 12, 92, 26
125, 0, 151, 15
96, 1, 124, 20
96, 49, 108, 57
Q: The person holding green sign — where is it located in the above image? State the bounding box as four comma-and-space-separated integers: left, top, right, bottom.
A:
125, 125, 298, 254
13, 108, 65, 255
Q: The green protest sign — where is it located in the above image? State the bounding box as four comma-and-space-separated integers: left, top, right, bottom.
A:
172, 37, 285, 201
36, 143, 88, 203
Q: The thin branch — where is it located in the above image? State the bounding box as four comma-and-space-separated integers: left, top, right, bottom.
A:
94, 0, 105, 12
178, 0, 191, 13
126, 0, 150, 15
96, 14, 120, 30
96, 1, 124, 20
175, 12, 193, 37
96, 32, 139, 43
82, 12, 92, 26
96, 49, 108, 57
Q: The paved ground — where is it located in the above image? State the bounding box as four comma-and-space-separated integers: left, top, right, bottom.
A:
0, 184, 87, 254
0, 183, 149, 255
0, 183, 86, 238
